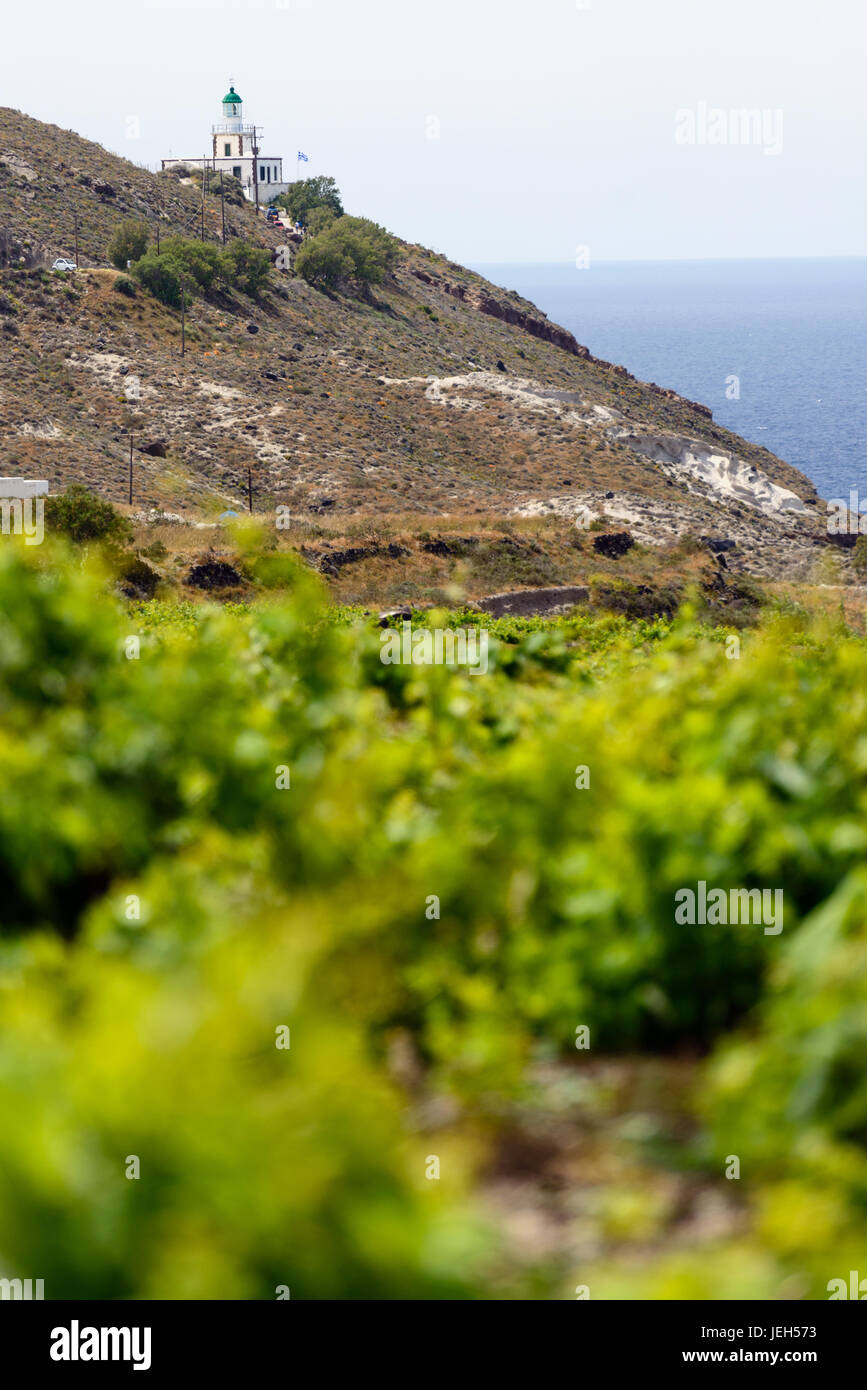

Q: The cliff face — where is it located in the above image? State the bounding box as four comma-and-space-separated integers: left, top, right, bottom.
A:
411, 265, 589, 358
410, 264, 714, 422
0, 106, 829, 595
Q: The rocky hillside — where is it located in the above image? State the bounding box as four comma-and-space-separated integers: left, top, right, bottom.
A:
0, 105, 834, 604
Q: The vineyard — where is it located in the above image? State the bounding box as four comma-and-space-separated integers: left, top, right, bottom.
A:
0, 538, 865, 1299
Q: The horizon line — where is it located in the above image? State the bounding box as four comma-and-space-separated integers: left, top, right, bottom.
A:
469, 253, 867, 266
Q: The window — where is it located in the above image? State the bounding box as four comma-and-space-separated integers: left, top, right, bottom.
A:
260, 165, 266, 181
233, 166, 241, 179
224, 143, 231, 156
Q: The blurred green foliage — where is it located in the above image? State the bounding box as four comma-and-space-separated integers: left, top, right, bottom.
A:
0, 540, 864, 1297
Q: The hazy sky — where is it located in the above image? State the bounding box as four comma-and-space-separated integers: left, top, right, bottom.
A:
5, 0, 866, 263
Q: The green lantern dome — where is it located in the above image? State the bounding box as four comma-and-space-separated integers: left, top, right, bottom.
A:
222, 86, 242, 105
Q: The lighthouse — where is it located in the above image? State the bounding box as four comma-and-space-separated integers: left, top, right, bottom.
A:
161, 83, 290, 204
213, 85, 248, 161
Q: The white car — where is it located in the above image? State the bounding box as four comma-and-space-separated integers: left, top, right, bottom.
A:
52, 258, 77, 272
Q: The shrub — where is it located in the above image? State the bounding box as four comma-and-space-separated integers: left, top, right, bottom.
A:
306, 205, 338, 237
107, 219, 150, 271
160, 237, 224, 294
294, 234, 352, 290
219, 172, 246, 207
131, 237, 271, 304
220, 239, 272, 296
295, 216, 398, 291
131, 249, 184, 307
113, 275, 137, 297
852, 535, 867, 573
276, 175, 344, 226
44, 484, 133, 544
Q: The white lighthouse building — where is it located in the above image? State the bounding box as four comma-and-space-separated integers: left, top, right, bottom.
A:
161, 85, 291, 204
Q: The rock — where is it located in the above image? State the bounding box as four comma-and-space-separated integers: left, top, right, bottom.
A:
594, 581, 680, 619
474, 586, 589, 618
118, 557, 159, 599
140, 440, 168, 458
421, 539, 452, 557
185, 559, 244, 589
246, 323, 259, 334
496, 360, 506, 372
410, 267, 589, 358
592, 531, 635, 559
377, 606, 412, 627
699, 535, 737, 553
327, 542, 409, 573
308, 497, 335, 513
93, 180, 115, 198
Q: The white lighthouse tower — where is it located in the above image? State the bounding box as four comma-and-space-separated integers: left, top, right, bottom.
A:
161, 82, 290, 204
213, 85, 249, 161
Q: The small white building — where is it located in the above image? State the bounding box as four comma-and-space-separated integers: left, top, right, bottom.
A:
161, 85, 291, 204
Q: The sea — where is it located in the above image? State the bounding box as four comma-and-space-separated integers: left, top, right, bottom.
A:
471, 258, 867, 505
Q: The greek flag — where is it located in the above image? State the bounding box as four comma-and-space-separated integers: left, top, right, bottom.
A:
298, 151, 309, 162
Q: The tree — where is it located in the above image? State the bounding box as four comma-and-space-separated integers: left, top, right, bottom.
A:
131, 235, 271, 305
160, 237, 223, 294
221, 240, 272, 296
131, 249, 184, 307
306, 206, 337, 238
295, 216, 398, 291
107, 220, 150, 271
276, 176, 344, 226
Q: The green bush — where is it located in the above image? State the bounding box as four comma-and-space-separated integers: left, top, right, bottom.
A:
220, 239, 271, 296
112, 275, 137, 297
107, 219, 150, 271
295, 216, 398, 290
44, 484, 133, 545
131, 237, 271, 305
306, 205, 338, 237
160, 237, 224, 294
131, 248, 184, 307
276, 175, 344, 226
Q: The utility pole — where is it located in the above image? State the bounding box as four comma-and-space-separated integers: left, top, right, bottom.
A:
128, 433, 134, 504
200, 155, 206, 240
247, 468, 253, 514
72, 204, 80, 268
220, 170, 226, 244
251, 126, 260, 214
